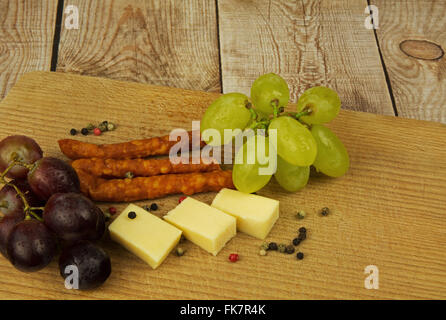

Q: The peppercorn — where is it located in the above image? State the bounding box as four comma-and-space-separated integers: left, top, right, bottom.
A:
125, 171, 134, 179
98, 123, 107, 132
268, 242, 278, 251
259, 249, 267, 256
292, 238, 301, 246
296, 252, 304, 260
86, 123, 95, 131
93, 127, 102, 136
297, 210, 306, 219
108, 207, 117, 214
285, 245, 295, 254
321, 207, 330, 216
175, 247, 186, 256
70, 128, 77, 136
150, 203, 158, 211
107, 123, 116, 131
128, 211, 137, 219
101, 120, 109, 127
299, 227, 307, 234
297, 232, 307, 241
229, 253, 239, 262
142, 205, 150, 211
178, 196, 187, 203
278, 243, 286, 253
81, 128, 89, 135
260, 242, 269, 251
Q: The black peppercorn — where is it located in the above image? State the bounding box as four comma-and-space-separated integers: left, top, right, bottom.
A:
292, 237, 301, 246
296, 252, 304, 260
128, 211, 137, 219
298, 232, 307, 241
70, 128, 77, 136
321, 207, 330, 216
298, 227, 307, 234
285, 245, 295, 254
150, 203, 158, 211
81, 128, 89, 135
268, 242, 278, 251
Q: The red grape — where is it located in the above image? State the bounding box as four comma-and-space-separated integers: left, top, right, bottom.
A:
0, 215, 24, 258
27, 157, 80, 200
43, 193, 105, 242
0, 179, 44, 218
6, 220, 57, 272
0, 135, 43, 179
59, 241, 111, 290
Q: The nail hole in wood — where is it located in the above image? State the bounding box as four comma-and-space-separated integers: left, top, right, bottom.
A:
399, 40, 444, 61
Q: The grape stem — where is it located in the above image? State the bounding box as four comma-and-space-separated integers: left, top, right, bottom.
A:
288, 109, 312, 119
0, 160, 43, 222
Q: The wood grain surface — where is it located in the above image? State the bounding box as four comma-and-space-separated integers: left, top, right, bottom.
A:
0, 71, 445, 300
217, 0, 394, 115
372, 0, 446, 123
56, 0, 221, 92
0, 0, 58, 100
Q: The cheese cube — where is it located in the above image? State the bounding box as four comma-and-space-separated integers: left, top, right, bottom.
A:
163, 197, 236, 256
211, 188, 279, 239
109, 204, 182, 269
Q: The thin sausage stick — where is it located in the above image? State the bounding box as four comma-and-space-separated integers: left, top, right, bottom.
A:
71, 157, 221, 178
58, 131, 205, 160
76, 169, 234, 202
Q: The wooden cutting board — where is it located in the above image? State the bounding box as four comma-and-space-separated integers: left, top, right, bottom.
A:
0, 71, 445, 300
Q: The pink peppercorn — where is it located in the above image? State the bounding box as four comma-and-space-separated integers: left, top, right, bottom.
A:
93, 128, 102, 136
229, 253, 239, 262
178, 196, 187, 203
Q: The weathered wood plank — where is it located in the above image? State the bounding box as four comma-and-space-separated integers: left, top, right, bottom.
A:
372, 0, 446, 123
56, 0, 221, 92
0, 0, 58, 100
218, 0, 395, 115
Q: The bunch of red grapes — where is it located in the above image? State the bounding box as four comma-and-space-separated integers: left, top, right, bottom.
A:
0, 135, 111, 290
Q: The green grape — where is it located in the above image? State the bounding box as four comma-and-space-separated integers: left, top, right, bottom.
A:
296, 86, 341, 124
233, 135, 273, 193
268, 116, 317, 167
200, 93, 251, 146
251, 73, 290, 115
310, 124, 349, 177
274, 156, 310, 192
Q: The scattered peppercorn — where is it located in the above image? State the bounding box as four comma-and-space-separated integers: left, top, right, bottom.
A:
296, 252, 304, 260
81, 128, 89, 135
108, 207, 117, 214
229, 253, 239, 262
175, 247, 186, 256
98, 123, 107, 132
297, 232, 307, 241
297, 210, 306, 219
70, 128, 77, 136
278, 243, 287, 253
128, 211, 137, 219
259, 249, 267, 256
107, 123, 116, 131
93, 127, 102, 136
125, 171, 134, 179
285, 245, 295, 254
142, 205, 150, 211
178, 196, 187, 203
299, 227, 307, 234
86, 123, 95, 131
292, 237, 301, 246
268, 242, 278, 251
321, 207, 330, 216
104, 212, 111, 222
150, 203, 158, 211
260, 242, 269, 251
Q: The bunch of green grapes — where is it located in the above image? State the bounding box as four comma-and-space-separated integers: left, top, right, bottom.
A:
200, 73, 349, 194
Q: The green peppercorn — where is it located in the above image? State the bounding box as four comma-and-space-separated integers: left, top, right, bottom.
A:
86, 123, 95, 131
128, 211, 137, 219
268, 242, 278, 251
175, 247, 186, 256
142, 205, 150, 211
98, 123, 107, 132
125, 171, 134, 179
297, 210, 306, 219
259, 249, 267, 256
321, 207, 330, 216
285, 245, 295, 254
260, 242, 269, 251
278, 243, 286, 253
107, 123, 116, 131
296, 252, 304, 260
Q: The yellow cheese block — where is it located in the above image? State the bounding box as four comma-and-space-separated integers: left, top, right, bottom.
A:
108, 204, 182, 269
163, 197, 236, 256
211, 188, 279, 239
